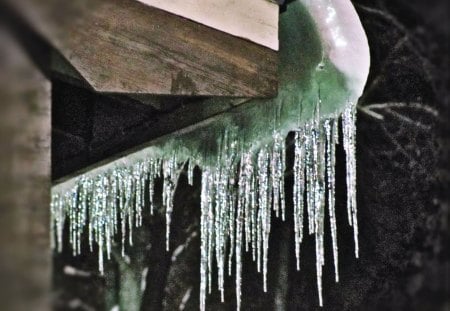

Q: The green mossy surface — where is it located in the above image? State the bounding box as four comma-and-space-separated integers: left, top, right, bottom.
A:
158, 1, 350, 166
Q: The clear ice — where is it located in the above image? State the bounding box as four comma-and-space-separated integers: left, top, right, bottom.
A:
50, 0, 369, 309
50, 101, 359, 310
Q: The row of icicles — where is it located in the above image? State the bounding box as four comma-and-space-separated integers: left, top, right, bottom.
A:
51, 102, 359, 310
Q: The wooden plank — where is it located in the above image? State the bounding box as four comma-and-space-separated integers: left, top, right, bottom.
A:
8, 0, 278, 97
0, 29, 51, 311
137, 0, 279, 50
50, 79, 250, 180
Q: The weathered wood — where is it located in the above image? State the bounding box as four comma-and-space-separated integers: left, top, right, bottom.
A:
0, 29, 51, 311
52, 81, 250, 183
137, 0, 279, 50
9, 0, 278, 97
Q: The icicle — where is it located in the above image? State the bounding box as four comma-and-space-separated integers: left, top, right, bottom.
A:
313, 120, 327, 307
325, 119, 339, 282
148, 158, 160, 216
293, 130, 305, 271
52, 194, 65, 253
214, 167, 226, 301
117, 169, 127, 257
271, 131, 286, 221
123, 171, 134, 248
50, 103, 360, 311
227, 138, 239, 279
163, 154, 179, 251
200, 170, 211, 311
257, 147, 271, 292
343, 102, 359, 258
68, 187, 78, 257
240, 152, 253, 255
187, 159, 195, 186
48, 0, 370, 306
305, 122, 316, 235
235, 175, 244, 311
133, 162, 143, 228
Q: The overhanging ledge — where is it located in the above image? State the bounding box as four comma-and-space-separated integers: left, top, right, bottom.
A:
7, 0, 279, 97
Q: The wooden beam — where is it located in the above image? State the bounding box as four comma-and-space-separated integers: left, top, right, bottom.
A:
50, 78, 250, 180
137, 0, 279, 50
8, 0, 278, 97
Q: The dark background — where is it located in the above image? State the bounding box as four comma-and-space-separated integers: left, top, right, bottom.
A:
48, 0, 449, 310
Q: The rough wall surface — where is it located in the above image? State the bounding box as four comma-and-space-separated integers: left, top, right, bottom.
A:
0, 29, 51, 311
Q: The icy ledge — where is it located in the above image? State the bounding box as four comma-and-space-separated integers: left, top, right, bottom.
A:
51, 1, 369, 310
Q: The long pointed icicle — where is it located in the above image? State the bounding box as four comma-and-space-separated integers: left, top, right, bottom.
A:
325, 119, 340, 282
163, 154, 179, 251
50, 103, 359, 311
200, 170, 211, 311
293, 130, 305, 271
343, 102, 359, 258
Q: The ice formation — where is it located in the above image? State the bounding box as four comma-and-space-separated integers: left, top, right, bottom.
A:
51, 1, 369, 310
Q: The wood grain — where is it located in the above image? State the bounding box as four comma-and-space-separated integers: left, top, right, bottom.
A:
137, 0, 279, 50
9, 0, 278, 97
0, 29, 51, 311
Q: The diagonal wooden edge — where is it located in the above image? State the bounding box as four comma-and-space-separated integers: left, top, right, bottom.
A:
52, 96, 250, 188
7, 0, 278, 97
137, 0, 279, 50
